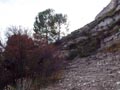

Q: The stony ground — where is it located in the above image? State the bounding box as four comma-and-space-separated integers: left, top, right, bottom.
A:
40, 51, 120, 90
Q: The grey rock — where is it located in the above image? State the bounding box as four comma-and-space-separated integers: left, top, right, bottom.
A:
95, 0, 117, 19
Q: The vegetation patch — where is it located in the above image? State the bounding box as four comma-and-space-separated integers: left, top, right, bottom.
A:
103, 42, 120, 53
0, 27, 65, 90
67, 49, 78, 60
77, 37, 100, 57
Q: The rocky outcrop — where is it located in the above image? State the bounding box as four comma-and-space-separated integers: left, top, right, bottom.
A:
95, 0, 117, 19
62, 0, 120, 59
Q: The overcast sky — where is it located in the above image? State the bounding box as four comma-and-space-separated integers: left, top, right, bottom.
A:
0, 0, 111, 34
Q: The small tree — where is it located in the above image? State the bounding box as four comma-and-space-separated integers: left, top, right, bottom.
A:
4, 28, 35, 90
34, 8, 68, 43
0, 27, 64, 90
54, 14, 67, 40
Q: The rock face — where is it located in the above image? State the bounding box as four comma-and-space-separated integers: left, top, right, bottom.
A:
61, 0, 120, 58
95, 0, 117, 19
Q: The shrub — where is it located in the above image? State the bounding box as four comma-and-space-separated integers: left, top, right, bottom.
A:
103, 42, 120, 53
0, 27, 64, 90
77, 37, 100, 57
67, 49, 78, 60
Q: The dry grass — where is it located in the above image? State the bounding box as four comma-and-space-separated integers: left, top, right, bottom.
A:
29, 70, 64, 90
103, 42, 120, 52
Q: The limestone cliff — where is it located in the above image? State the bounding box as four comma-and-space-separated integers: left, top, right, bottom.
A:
61, 0, 120, 58
96, 0, 117, 19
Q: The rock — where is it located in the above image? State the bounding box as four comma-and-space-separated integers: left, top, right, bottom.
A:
95, 0, 117, 19
61, 0, 120, 59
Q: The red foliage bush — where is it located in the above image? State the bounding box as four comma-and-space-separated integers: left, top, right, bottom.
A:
0, 30, 63, 89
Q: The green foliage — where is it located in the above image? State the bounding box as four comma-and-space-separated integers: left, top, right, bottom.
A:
34, 8, 68, 43
77, 37, 100, 57
66, 36, 100, 59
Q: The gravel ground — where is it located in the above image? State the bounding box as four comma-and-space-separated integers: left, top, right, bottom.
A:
40, 51, 120, 90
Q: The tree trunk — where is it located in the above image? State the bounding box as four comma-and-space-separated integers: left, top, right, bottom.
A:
58, 24, 61, 40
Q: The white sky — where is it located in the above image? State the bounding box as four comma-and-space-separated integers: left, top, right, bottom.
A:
0, 0, 111, 34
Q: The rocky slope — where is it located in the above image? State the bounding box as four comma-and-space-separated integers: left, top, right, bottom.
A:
41, 51, 120, 90
41, 0, 120, 90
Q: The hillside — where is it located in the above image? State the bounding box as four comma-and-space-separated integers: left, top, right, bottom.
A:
41, 51, 120, 90
41, 0, 120, 90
